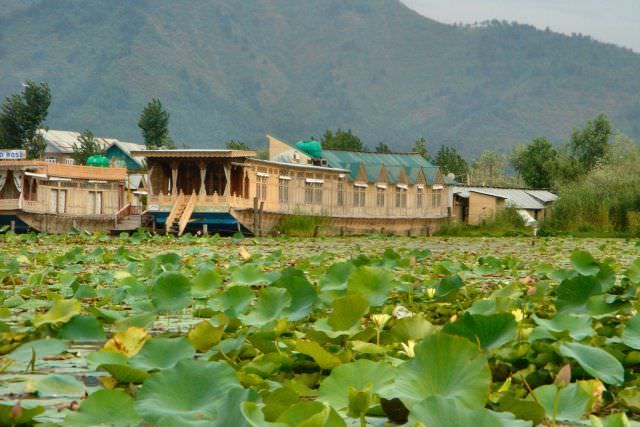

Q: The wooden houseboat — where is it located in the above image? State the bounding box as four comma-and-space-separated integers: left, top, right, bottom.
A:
134, 136, 453, 236
0, 160, 129, 233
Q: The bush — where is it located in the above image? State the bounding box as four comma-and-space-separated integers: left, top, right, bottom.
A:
276, 212, 330, 237
436, 207, 531, 237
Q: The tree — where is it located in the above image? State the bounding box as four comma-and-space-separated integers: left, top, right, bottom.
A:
319, 129, 364, 151
375, 142, 391, 153
225, 140, 252, 150
471, 151, 507, 185
434, 145, 469, 180
0, 81, 51, 158
569, 114, 612, 172
138, 98, 174, 149
511, 138, 557, 188
413, 137, 431, 162
71, 130, 104, 165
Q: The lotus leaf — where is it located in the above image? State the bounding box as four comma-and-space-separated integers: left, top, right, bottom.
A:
558, 342, 624, 385
318, 359, 394, 411
33, 298, 81, 327
65, 389, 141, 427
151, 271, 192, 313
383, 333, 491, 409
346, 266, 394, 306
135, 359, 243, 426
130, 337, 196, 370
443, 312, 517, 350
409, 396, 532, 427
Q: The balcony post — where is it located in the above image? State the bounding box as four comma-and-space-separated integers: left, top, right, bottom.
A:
170, 161, 178, 199
199, 161, 207, 197
223, 163, 231, 196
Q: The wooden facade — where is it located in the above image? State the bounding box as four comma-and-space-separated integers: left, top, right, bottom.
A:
0, 161, 127, 233
136, 144, 451, 236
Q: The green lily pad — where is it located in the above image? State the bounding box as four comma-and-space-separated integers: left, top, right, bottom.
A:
390, 315, 436, 342
318, 359, 394, 411
571, 250, 601, 276
231, 264, 267, 286
239, 287, 291, 326
26, 374, 86, 398
443, 312, 517, 350
532, 381, 598, 422
558, 342, 624, 385
135, 359, 244, 426
33, 298, 81, 327
409, 396, 531, 427
130, 337, 196, 370
151, 271, 192, 314
295, 340, 342, 370
327, 294, 369, 332
57, 315, 106, 341
320, 262, 355, 292
346, 266, 394, 307
271, 268, 318, 321
218, 286, 254, 317
65, 389, 141, 427
191, 269, 222, 298
383, 333, 491, 409
622, 315, 640, 350
532, 313, 594, 340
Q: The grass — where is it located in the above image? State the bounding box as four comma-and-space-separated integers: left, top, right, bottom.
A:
275, 212, 330, 237
435, 208, 533, 237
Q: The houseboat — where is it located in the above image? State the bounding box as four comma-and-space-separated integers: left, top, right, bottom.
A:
0, 156, 129, 233
133, 136, 453, 236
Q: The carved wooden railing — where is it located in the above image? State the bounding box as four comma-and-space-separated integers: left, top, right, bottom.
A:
114, 203, 132, 227
0, 199, 20, 210
178, 193, 197, 236
165, 193, 185, 234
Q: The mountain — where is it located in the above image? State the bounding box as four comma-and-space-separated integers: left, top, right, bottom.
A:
1, 0, 639, 156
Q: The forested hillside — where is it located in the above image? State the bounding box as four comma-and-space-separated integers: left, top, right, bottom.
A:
1, 0, 639, 155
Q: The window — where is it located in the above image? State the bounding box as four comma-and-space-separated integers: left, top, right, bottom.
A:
416, 187, 423, 208
304, 181, 323, 204
432, 189, 442, 208
256, 175, 267, 200
45, 157, 57, 163
376, 187, 385, 207
353, 186, 366, 207
49, 189, 67, 214
337, 181, 345, 206
395, 186, 407, 208
64, 158, 75, 165
88, 191, 103, 214
278, 178, 289, 203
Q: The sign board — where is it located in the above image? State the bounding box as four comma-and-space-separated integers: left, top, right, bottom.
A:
0, 150, 26, 160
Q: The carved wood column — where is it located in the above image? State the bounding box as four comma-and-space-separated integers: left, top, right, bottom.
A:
171, 161, 178, 198
147, 164, 155, 196
223, 163, 231, 196
199, 161, 207, 197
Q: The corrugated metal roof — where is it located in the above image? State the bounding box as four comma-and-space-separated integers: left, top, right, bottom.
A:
322, 150, 438, 184
452, 186, 557, 210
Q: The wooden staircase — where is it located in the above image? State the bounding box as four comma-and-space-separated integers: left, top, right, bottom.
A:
112, 204, 143, 234
166, 193, 197, 236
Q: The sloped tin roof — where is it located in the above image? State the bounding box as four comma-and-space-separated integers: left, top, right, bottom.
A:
322, 150, 436, 184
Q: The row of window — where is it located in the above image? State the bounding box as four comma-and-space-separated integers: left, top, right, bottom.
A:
263, 176, 442, 208
46, 157, 75, 165
47, 189, 104, 214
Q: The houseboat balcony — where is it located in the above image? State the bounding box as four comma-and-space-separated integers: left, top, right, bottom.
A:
0, 161, 126, 181
0, 198, 20, 210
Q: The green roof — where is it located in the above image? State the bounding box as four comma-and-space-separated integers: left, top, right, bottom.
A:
322, 150, 439, 184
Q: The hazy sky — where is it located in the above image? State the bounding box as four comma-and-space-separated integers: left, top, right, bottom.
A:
401, 0, 640, 52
